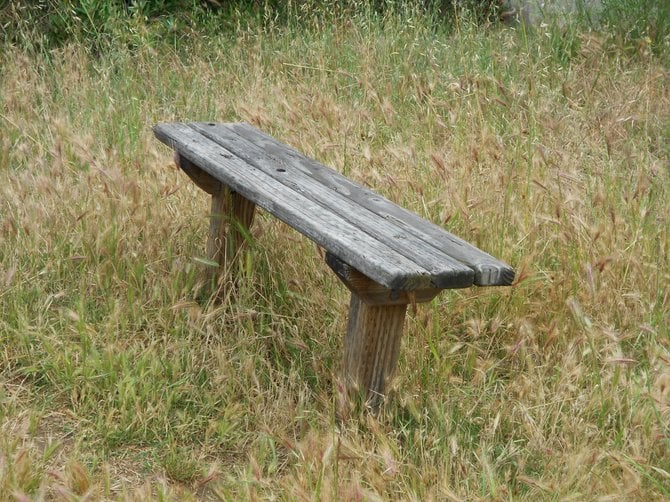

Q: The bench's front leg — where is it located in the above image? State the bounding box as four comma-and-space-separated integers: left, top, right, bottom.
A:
344, 295, 408, 411
326, 253, 441, 412
174, 153, 256, 291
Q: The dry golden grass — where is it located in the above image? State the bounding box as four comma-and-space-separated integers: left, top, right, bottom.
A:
1, 13, 669, 500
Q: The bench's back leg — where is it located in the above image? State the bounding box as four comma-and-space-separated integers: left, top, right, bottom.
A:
206, 184, 256, 290
174, 152, 256, 292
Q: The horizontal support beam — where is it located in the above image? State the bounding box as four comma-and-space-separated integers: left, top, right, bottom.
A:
326, 252, 441, 306
174, 152, 220, 194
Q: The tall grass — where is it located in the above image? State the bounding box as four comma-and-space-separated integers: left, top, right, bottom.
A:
1, 5, 669, 500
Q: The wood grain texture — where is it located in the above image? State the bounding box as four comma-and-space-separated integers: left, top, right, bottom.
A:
206, 184, 256, 288
326, 252, 441, 306
190, 122, 474, 289
218, 122, 515, 286
154, 121, 514, 288
344, 294, 407, 410
155, 122, 435, 290
206, 185, 227, 285
153, 121, 517, 414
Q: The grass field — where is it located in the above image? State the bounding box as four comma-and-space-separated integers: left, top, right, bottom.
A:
1, 4, 669, 500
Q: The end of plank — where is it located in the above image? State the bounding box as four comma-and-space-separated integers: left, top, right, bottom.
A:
473, 263, 515, 286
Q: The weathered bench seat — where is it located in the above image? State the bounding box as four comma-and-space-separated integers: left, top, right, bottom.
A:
154, 122, 514, 410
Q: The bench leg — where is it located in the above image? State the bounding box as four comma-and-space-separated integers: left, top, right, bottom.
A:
325, 252, 441, 412
344, 294, 407, 410
173, 153, 256, 291
206, 184, 256, 290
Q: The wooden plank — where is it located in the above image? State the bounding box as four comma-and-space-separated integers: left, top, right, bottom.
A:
221, 122, 515, 286
189, 122, 474, 289
154, 123, 433, 290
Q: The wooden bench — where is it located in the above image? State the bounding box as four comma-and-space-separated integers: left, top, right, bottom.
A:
154, 122, 514, 410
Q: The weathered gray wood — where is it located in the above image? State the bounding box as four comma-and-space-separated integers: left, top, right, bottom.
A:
206, 183, 256, 288
154, 120, 516, 414
158, 122, 513, 287
326, 252, 441, 306
218, 122, 514, 286
189, 122, 474, 289
344, 294, 407, 411
155, 123, 439, 291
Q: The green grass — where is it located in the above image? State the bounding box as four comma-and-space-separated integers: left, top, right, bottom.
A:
1, 5, 669, 500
